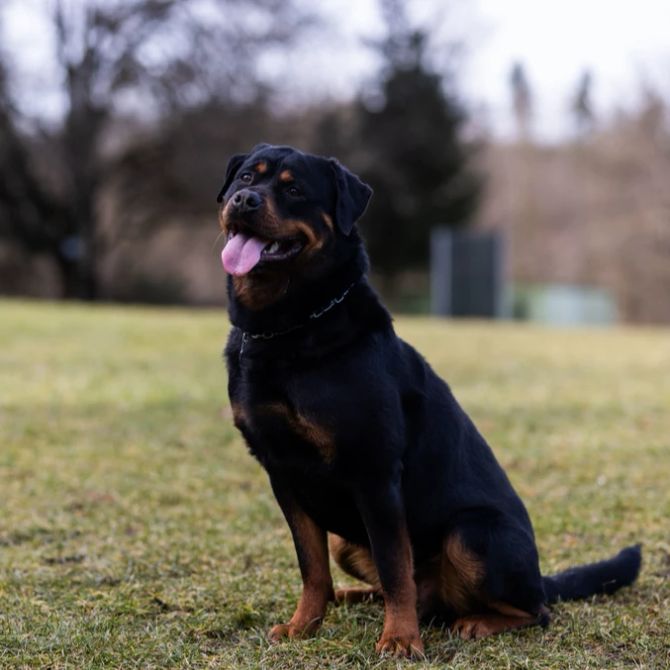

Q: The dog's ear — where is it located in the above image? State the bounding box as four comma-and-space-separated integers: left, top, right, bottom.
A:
328, 159, 373, 235
216, 153, 247, 203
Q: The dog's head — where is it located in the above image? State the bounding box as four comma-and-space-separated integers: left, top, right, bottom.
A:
217, 144, 371, 308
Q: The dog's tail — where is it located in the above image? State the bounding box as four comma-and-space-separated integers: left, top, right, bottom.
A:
542, 544, 642, 604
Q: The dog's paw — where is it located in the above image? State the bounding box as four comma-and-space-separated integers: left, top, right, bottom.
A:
267, 619, 319, 642
375, 631, 425, 659
452, 616, 494, 640
452, 612, 538, 640
268, 623, 292, 642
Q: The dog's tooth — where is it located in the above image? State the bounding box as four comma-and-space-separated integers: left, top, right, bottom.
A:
268, 241, 280, 254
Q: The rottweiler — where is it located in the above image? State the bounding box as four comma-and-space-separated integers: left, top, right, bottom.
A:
217, 143, 642, 658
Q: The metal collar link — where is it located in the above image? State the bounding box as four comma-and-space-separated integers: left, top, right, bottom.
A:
309, 282, 355, 320
240, 281, 357, 347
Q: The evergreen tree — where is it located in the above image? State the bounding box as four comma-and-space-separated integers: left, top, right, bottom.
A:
353, 0, 482, 276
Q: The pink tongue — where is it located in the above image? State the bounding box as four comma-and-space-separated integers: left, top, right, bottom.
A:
221, 233, 266, 276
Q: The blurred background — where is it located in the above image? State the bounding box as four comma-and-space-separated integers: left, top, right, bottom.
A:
1, 0, 668, 324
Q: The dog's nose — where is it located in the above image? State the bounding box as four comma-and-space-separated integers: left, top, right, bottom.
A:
231, 189, 262, 212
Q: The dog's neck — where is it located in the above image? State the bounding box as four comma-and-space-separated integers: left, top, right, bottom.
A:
227, 250, 369, 337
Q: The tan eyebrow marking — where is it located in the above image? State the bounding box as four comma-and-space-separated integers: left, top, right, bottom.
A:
254, 161, 268, 174
279, 169, 293, 182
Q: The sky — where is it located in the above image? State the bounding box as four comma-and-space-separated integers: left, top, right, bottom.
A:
308, 0, 670, 140
2, 0, 670, 141
458, 0, 670, 138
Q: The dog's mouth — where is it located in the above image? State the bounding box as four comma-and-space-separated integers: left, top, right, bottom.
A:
222, 226, 305, 276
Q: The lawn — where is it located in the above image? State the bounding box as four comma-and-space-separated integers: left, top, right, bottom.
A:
1, 299, 669, 669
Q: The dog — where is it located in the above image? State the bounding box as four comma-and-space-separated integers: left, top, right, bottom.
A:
217, 143, 641, 658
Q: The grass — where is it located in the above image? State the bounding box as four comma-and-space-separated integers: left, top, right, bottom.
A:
1, 299, 669, 669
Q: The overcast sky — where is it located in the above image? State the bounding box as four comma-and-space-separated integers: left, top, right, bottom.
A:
3, 0, 670, 141
311, 0, 670, 140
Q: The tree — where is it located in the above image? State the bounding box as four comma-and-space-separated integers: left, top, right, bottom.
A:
572, 69, 595, 134
348, 0, 482, 276
510, 61, 533, 141
0, 60, 78, 293
0, 0, 312, 299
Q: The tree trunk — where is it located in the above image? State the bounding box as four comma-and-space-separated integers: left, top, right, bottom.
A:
76, 253, 98, 300
55, 242, 98, 300
55, 253, 81, 299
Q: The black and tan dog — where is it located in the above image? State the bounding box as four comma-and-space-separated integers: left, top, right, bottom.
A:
217, 143, 641, 658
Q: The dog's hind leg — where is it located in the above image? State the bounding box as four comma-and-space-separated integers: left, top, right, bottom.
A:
440, 519, 549, 640
328, 534, 382, 603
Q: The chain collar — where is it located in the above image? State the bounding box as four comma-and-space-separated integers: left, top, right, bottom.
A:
239, 281, 357, 354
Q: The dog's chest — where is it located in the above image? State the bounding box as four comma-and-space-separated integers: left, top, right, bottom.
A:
230, 363, 337, 467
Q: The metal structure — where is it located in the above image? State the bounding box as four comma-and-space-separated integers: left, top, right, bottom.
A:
430, 228, 505, 318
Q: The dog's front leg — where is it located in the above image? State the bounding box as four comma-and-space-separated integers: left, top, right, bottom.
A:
267, 474, 334, 642
355, 480, 424, 658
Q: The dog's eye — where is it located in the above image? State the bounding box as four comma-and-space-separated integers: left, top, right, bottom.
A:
287, 185, 301, 197
239, 172, 253, 184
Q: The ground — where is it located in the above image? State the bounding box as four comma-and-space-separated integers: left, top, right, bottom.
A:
0, 299, 668, 669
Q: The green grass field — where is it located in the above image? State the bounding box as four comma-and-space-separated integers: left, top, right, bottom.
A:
1, 299, 669, 669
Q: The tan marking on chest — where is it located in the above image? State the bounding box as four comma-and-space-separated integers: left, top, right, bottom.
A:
259, 402, 336, 462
